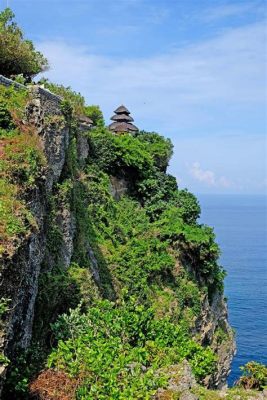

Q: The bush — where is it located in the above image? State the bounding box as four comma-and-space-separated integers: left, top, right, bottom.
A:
0, 8, 48, 80
134, 131, 173, 172
137, 170, 178, 220
237, 362, 267, 390
154, 206, 225, 294
174, 189, 201, 224
46, 299, 216, 399
0, 100, 15, 130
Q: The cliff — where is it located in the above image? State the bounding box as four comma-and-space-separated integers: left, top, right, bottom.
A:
0, 77, 236, 399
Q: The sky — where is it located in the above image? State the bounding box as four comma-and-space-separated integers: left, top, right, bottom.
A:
1, 0, 266, 194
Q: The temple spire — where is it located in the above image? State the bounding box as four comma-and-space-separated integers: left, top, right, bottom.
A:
109, 104, 138, 134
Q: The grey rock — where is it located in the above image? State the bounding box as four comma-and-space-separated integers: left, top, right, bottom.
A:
180, 391, 199, 400
109, 176, 128, 200
77, 130, 89, 165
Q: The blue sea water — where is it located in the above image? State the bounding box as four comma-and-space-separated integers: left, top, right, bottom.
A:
198, 194, 267, 386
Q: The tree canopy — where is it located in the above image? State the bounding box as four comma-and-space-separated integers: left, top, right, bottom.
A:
0, 8, 49, 80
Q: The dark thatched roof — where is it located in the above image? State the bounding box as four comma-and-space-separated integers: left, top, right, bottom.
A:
111, 114, 134, 122
109, 104, 138, 133
109, 121, 138, 133
114, 105, 130, 114
78, 115, 93, 125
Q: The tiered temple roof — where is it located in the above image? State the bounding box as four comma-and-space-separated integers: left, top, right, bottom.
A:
109, 105, 138, 134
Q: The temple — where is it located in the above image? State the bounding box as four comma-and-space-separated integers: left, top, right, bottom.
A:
109, 105, 138, 134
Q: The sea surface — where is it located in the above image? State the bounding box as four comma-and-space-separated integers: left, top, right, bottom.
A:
198, 194, 267, 386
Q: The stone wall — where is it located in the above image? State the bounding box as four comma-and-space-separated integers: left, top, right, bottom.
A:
0, 74, 62, 103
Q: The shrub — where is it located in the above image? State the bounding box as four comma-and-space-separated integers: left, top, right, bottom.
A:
134, 131, 173, 172
1, 129, 46, 186
154, 206, 225, 293
237, 362, 267, 390
46, 299, 216, 398
0, 100, 15, 130
174, 189, 201, 224
137, 170, 178, 220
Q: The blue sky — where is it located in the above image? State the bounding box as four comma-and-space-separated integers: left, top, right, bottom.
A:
1, 0, 266, 194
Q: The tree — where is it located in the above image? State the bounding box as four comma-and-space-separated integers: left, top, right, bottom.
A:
84, 105, 104, 126
0, 8, 49, 80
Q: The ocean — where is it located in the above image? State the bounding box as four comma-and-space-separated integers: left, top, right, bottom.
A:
198, 194, 267, 386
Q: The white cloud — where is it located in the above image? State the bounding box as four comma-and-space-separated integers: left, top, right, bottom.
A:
189, 162, 233, 188
190, 162, 216, 186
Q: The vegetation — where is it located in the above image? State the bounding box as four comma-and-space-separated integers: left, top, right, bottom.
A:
38, 79, 86, 116
237, 361, 267, 390
84, 104, 104, 126
0, 85, 42, 256
2, 80, 262, 400
44, 299, 216, 399
7, 120, 226, 399
0, 8, 48, 80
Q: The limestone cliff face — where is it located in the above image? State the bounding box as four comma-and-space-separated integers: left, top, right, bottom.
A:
195, 291, 236, 388
0, 80, 235, 394
0, 86, 69, 391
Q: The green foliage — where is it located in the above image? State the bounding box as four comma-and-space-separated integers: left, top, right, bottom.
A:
237, 362, 267, 390
88, 127, 174, 181
0, 100, 15, 130
45, 207, 63, 259
0, 353, 10, 366
113, 134, 153, 172
175, 277, 202, 317
0, 83, 28, 121
0, 8, 48, 80
84, 104, 104, 126
137, 170, 178, 220
33, 266, 81, 340
48, 299, 216, 398
134, 130, 173, 172
214, 326, 229, 345
0, 297, 10, 319
3, 343, 46, 398
88, 127, 118, 170
38, 79, 86, 116
0, 85, 43, 257
174, 189, 201, 224
0, 178, 36, 255
154, 206, 225, 295
88, 127, 153, 178
0, 89, 230, 398
111, 236, 175, 297
1, 131, 45, 186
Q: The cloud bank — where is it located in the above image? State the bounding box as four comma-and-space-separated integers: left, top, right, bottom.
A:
37, 20, 265, 129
